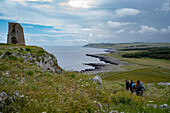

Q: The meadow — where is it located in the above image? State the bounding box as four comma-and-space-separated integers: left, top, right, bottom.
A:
0, 43, 170, 113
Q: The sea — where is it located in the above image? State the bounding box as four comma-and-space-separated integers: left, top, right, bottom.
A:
42, 46, 108, 71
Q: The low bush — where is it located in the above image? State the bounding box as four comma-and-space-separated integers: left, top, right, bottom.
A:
0, 64, 8, 71
26, 70, 34, 76
9, 55, 17, 61
25, 48, 31, 52
111, 92, 145, 106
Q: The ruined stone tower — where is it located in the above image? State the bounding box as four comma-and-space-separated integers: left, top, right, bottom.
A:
7, 22, 25, 45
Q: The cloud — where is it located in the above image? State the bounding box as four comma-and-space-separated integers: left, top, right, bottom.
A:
114, 8, 140, 17
160, 26, 170, 33
132, 25, 170, 35
129, 30, 136, 34
89, 33, 93, 37
115, 29, 124, 34
34, 4, 54, 9
107, 21, 134, 28
59, 0, 96, 9
156, 0, 170, 11
11, 0, 53, 2
138, 25, 158, 34
23, 25, 34, 28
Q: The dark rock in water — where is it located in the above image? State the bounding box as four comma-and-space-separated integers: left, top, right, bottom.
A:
86, 54, 127, 65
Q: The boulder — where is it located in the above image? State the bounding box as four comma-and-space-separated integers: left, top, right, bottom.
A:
92, 75, 102, 86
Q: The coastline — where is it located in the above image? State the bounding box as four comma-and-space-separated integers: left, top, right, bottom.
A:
81, 51, 128, 74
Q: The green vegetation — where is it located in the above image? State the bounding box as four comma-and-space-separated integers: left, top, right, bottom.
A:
122, 47, 170, 60
25, 47, 32, 51
0, 43, 170, 112
26, 70, 34, 76
84, 43, 170, 49
104, 68, 170, 83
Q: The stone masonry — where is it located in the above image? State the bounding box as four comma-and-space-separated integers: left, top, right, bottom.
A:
7, 22, 25, 45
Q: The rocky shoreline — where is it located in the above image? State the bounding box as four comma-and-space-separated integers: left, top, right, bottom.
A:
81, 53, 127, 74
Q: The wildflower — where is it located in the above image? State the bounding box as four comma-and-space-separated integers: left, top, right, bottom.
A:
93, 101, 97, 103
20, 95, 24, 98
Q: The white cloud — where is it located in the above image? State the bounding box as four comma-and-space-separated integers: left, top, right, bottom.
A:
114, 8, 140, 17
107, 21, 134, 28
11, 0, 53, 2
129, 25, 170, 35
160, 26, 170, 33
115, 29, 124, 34
156, 0, 170, 11
129, 30, 136, 34
138, 25, 158, 34
59, 0, 96, 9
23, 26, 34, 28
34, 4, 54, 9
89, 33, 93, 37
10, 0, 53, 5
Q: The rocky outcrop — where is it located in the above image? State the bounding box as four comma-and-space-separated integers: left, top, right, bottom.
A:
35, 53, 62, 73
0, 91, 24, 111
0, 47, 62, 73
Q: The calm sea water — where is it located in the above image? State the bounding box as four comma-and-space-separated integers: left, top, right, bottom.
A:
42, 46, 108, 71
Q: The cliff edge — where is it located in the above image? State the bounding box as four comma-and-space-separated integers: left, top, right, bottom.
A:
0, 43, 63, 73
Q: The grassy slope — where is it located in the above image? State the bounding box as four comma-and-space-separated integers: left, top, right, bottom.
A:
99, 44, 170, 83
0, 43, 170, 113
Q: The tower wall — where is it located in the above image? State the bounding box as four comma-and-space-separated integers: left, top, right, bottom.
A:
7, 22, 25, 45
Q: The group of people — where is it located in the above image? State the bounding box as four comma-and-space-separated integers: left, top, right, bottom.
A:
125, 80, 145, 96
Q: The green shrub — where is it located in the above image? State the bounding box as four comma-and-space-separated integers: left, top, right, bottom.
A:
26, 48, 31, 52
111, 92, 145, 106
6, 52, 12, 55
43, 73, 51, 77
0, 64, 8, 71
26, 71, 34, 76
9, 55, 17, 61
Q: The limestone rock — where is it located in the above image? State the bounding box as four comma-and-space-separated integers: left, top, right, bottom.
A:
92, 75, 102, 86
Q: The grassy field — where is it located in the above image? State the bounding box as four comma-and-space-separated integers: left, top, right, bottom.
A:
0, 43, 170, 113
104, 68, 170, 83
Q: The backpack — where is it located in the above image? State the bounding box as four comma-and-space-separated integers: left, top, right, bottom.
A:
132, 83, 134, 87
136, 84, 142, 91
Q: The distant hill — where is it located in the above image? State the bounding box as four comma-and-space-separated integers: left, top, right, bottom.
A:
83, 43, 170, 49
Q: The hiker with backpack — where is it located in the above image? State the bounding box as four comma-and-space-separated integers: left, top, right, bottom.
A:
136, 80, 143, 96
130, 80, 134, 93
125, 80, 130, 91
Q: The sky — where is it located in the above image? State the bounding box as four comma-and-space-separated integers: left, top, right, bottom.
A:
0, 0, 170, 46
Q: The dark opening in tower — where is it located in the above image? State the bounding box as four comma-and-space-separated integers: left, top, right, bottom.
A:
11, 37, 17, 44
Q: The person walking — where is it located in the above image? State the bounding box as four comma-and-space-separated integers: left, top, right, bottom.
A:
130, 80, 134, 93
125, 80, 130, 91
136, 80, 143, 96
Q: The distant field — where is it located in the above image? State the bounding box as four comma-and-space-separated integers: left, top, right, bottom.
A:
103, 68, 170, 83
84, 43, 170, 49
85, 43, 170, 83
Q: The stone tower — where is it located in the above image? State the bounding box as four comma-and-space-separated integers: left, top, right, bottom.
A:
7, 22, 25, 45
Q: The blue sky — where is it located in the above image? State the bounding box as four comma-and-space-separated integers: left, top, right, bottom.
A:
0, 0, 170, 46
